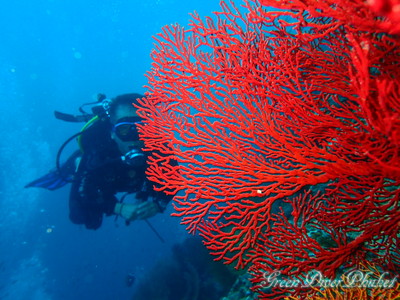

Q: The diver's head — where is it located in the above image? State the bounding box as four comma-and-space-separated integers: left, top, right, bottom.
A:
109, 93, 144, 155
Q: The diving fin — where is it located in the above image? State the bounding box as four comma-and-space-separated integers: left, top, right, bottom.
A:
25, 170, 70, 190
25, 150, 81, 191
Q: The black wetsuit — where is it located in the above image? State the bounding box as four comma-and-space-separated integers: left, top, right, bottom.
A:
69, 119, 172, 230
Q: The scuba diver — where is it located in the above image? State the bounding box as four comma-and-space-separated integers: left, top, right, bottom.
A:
26, 93, 173, 230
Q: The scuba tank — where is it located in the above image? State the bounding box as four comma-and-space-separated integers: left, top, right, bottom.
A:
55, 94, 113, 181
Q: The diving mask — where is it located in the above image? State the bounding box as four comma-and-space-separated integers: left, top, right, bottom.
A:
113, 117, 143, 142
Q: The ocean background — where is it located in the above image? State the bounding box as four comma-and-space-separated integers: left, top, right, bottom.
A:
0, 1, 225, 299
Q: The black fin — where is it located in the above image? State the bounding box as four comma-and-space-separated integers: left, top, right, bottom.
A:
25, 170, 70, 190
25, 150, 81, 190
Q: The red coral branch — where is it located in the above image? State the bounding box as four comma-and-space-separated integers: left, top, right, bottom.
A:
137, 0, 400, 298
260, 0, 400, 34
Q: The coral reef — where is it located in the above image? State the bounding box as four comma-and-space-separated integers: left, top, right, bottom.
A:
137, 0, 400, 298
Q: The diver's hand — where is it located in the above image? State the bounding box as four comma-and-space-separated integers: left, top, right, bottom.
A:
114, 202, 160, 221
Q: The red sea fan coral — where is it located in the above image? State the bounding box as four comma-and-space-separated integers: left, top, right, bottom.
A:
265, 0, 400, 34
137, 0, 400, 298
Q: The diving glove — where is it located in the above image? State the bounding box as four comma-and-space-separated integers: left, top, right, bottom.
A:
114, 202, 160, 221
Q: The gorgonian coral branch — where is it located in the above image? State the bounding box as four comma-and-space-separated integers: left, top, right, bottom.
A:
137, 0, 400, 298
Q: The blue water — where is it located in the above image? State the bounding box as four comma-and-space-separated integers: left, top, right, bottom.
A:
0, 1, 224, 299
